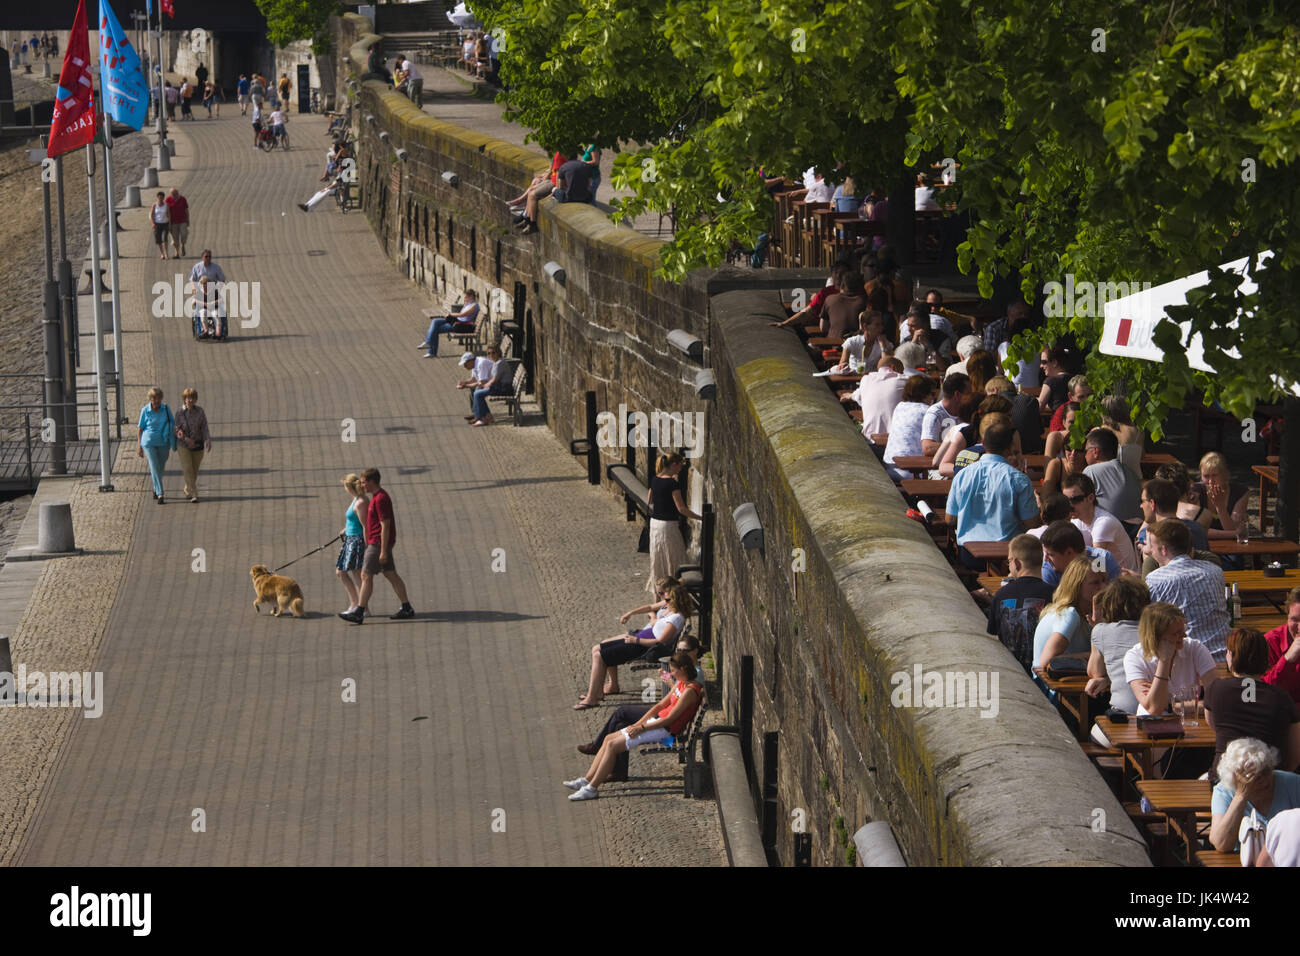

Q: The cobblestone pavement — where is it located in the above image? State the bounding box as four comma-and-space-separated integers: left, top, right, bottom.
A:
4, 107, 725, 866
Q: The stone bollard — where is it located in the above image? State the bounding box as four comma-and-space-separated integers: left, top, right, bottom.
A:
0, 636, 11, 702
142, 167, 158, 188
98, 222, 110, 256
37, 502, 76, 554
154, 145, 171, 172
123, 185, 141, 207
165, 139, 175, 156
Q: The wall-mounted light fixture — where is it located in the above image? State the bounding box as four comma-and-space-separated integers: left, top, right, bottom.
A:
667, 329, 703, 361
441, 170, 459, 187
379, 130, 390, 143
732, 503, 763, 550
694, 369, 716, 400
543, 261, 566, 284
394, 147, 408, 162
365, 113, 376, 126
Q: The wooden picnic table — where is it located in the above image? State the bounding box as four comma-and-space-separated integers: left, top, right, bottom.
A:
1034, 665, 1092, 741
1254, 465, 1279, 533
1137, 779, 1213, 863
1094, 715, 1216, 780
1209, 537, 1300, 566
827, 373, 863, 385
892, 455, 936, 475
1223, 568, 1298, 595
899, 479, 954, 503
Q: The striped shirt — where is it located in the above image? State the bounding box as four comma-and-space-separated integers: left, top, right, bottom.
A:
1145, 555, 1230, 660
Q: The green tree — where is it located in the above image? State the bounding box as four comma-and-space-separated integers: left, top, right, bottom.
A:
257, 0, 341, 54
470, 0, 1300, 435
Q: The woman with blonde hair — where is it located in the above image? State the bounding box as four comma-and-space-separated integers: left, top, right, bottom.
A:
1032, 554, 1108, 671
1123, 601, 1217, 716
336, 474, 370, 616
1193, 450, 1250, 544
646, 452, 701, 593
574, 577, 695, 709
137, 386, 176, 504
174, 387, 211, 503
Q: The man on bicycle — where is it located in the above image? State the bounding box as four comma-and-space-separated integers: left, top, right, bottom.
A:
189, 251, 229, 338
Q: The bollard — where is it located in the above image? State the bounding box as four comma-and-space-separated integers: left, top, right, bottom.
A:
0, 636, 11, 703
165, 139, 175, 156
142, 167, 158, 188
123, 184, 141, 207
37, 502, 76, 554
98, 222, 110, 257
154, 145, 171, 172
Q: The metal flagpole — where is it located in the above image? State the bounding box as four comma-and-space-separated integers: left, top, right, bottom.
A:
103, 124, 125, 423
84, 142, 113, 492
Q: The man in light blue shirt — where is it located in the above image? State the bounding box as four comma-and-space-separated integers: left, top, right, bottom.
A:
945, 421, 1039, 564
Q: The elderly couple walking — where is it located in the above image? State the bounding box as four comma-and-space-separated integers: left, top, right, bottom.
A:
137, 386, 210, 504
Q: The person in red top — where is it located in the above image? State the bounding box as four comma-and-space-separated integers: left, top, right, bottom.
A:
508, 149, 567, 229
1049, 375, 1090, 432
770, 262, 847, 334
1264, 588, 1300, 703
339, 468, 414, 622
166, 188, 190, 259
564, 653, 702, 801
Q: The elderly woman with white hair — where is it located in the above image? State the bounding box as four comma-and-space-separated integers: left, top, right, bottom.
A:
1210, 737, 1300, 853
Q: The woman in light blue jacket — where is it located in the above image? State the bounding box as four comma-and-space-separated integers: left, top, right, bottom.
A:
137, 387, 177, 504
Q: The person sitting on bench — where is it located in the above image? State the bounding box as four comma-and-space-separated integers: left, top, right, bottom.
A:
298, 175, 342, 213
573, 579, 694, 709
563, 652, 703, 801
419, 290, 479, 358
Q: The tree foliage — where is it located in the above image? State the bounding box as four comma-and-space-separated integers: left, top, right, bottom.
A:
470, 0, 1300, 435
257, 0, 340, 54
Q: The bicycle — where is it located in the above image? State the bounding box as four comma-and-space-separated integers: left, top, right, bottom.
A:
257, 126, 290, 151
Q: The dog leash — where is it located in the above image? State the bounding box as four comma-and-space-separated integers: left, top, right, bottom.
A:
273, 534, 343, 572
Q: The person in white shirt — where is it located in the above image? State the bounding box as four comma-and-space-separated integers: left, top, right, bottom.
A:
1124, 601, 1217, 716
998, 339, 1040, 390
269, 107, 287, 144
915, 172, 940, 211
920, 372, 970, 457
894, 341, 928, 379
883, 374, 938, 477
251, 102, 264, 148
399, 54, 423, 104
945, 334, 982, 379
1062, 472, 1139, 571
833, 311, 890, 373
802, 167, 833, 203
842, 355, 905, 442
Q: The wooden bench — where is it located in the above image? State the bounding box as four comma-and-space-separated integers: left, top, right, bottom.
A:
486, 361, 527, 425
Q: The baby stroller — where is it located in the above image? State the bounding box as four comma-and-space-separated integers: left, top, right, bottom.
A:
192, 282, 229, 341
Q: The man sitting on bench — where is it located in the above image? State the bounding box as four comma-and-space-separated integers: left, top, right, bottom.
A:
419, 290, 479, 358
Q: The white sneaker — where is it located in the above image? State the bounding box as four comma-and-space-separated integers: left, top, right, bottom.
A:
562, 777, 588, 791
568, 785, 598, 801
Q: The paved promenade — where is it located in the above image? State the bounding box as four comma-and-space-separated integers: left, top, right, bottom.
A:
6, 99, 724, 865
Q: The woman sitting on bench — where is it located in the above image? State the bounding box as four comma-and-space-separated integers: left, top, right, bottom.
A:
564, 651, 703, 801
420, 290, 479, 358
573, 578, 694, 709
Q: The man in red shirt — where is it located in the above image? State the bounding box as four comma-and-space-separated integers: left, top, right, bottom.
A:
166, 188, 190, 259
1264, 587, 1300, 703
339, 467, 414, 622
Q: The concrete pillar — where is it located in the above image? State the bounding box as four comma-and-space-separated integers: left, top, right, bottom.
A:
36, 501, 75, 554
154, 145, 170, 171
165, 138, 175, 155
142, 167, 158, 188
123, 185, 140, 207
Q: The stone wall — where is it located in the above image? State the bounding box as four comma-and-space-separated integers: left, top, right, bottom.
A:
331, 12, 1149, 867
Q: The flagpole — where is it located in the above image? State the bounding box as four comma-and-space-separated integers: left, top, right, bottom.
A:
103, 125, 125, 424
84, 143, 113, 493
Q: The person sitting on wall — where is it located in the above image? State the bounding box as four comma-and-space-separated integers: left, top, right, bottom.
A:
516, 158, 598, 235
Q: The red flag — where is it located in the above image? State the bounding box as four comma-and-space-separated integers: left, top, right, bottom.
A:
47, 0, 97, 159
161, 0, 174, 16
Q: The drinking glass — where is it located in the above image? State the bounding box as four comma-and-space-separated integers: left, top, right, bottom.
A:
1236, 522, 1250, 546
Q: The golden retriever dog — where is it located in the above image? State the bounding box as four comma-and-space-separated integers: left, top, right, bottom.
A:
249, 565, 306, 618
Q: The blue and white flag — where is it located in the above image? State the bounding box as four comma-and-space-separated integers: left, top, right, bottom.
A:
145, 0, 152, 16
98, 0, 148, 130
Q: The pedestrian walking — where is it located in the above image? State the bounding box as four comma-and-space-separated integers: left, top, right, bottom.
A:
211, 79, 224, 116
164, 81, 178, 120
174, 388, 211, 503
194, 61, 208, 90
236, 74, 250, 115
150, 191, 170, 260
166, 187, 189, 258
338, 468, 414, 623
336, 474, 369, 615
138, 387, 176, 504
202, 81, 215, 117
278, 72, 292, 109
179, 77, 194, 120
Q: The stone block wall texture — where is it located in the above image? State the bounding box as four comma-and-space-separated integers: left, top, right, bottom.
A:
330, 13, 1149, 867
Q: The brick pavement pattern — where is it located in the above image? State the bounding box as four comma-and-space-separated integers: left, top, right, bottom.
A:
8, 110, 724, 866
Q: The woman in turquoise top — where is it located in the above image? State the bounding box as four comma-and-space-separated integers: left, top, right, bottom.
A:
335, 473, 370, 615
137, 387, 177, 503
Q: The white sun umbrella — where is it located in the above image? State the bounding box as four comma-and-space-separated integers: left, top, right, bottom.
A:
1099, 250, 1295, 394
448, 3, 481, 29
